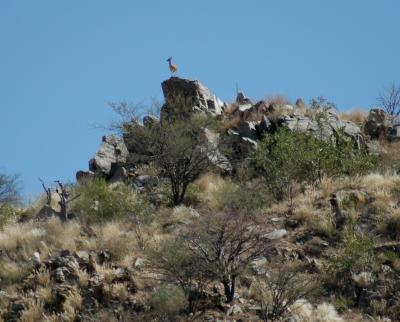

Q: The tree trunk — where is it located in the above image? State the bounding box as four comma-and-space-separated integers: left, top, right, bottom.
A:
222, 275, 236, 302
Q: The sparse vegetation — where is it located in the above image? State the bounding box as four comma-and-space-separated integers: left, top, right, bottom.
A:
5, 83, 400, 321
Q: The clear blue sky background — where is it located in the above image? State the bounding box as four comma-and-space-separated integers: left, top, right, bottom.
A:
1, 1, 399, 202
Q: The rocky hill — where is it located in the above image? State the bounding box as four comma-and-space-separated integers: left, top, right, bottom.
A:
1, 77, 400, 322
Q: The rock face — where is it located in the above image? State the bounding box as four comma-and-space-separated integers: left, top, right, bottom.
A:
161, 77, 224, 119
89, 135, 129, 177
364, 108, 391, 139
77, 77, 373, 185
203, 128, 232, 172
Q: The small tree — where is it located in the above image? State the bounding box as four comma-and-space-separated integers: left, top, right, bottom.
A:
0, 173, 20, 205
114, 96, 222, 206
147, 238, 213, 312
254, 261, 318, 322
149, 115, 218, 205
377, 82, 400, 117
184, 211, 272, 302
255, 128, 317, 204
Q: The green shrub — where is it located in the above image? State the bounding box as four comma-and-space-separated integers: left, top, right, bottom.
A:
71, 178, 149, 224
327, 228, 375, 288
256, 114, 376, 202
149, 284, 188, 317
146, 238, 212, 312
0, 204, 18, 229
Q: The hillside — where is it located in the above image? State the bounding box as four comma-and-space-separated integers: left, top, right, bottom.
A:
1, 77, 400, 322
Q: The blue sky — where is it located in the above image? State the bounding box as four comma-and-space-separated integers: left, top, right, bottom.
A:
1, 1, 399, 201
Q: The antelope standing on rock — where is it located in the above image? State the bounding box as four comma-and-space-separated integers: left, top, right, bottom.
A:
167, 57, 178, 75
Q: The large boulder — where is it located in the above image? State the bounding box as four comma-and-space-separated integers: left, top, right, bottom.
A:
364, 108, 391, 139
237, 121, 259, 140
143, 115, 159, 127
236, 91, 253, 105
161, 77, 224, 119
89, 135, 129, 176
203, 128, 232, 172
256, 115, 274, 136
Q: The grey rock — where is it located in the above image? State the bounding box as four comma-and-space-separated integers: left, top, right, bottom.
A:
264, 229, 288, 240
90, 135, 129, 176
388, 124, 400, 141
109, 166, 128, 183
134, 257, 144, 268
32, 252, 41, 266
236, 91, 252, 105
74, 250, 90, 265
250, 256, 267, 275
238, 104, 253, 113
241, 137, 258, 150
134, 175, 159, 188
204, 128, 232, 172
256, 115, 273, 135
227, 304, 243, 316
237, 121, 259, 140
122, 120, 148, 155
188, 207, 200, 218
36, 205, 59, 221
54, 267, 67, 283
75, 170, 95, 183
364, 108, 391, 139
161, 77, 223, 119
143, 115, 159, 127
282, 115, 312, 132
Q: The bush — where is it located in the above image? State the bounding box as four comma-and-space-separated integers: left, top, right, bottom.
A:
326, 228, 375, 291
0, 204, 18, 230
0, 172, 20, 205
253, 261, 318, 321
146, 238, 212, 312
115, 96, 222, 206
149, 284, 187, 317
256, 115, 376, 203
71, 178, 149, 224
184, 211, 271, 303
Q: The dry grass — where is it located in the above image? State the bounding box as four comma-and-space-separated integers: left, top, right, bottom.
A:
378, 208, 400, 240
377, 141, 400, 173
0, 222, 45, 260
37, 286, 54, 305
0, 261, 30, 286
77, 268, 89, 288
95, 263, 118, 284
194, 172, 230, 209
94, 221, 137, 261
290, 300, 344, 322
111, 283, 129, 301
43, 217, 81, 252
63, 289, 82, 312
222, 115, 242, 132
339, 109, 367, 126
308, 210, 336, 238
361, 173, 398, 194
263, 94, 290, 108
20, 299, 44, 322
36, 269, 51, 287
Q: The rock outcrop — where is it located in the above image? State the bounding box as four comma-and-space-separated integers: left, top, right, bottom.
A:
160, 77, 224, 119
77, 77, 379, 182
88, 135, 129, 177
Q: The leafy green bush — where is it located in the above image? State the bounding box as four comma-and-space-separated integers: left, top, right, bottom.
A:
146, 238, 212, 312
0, 204, 18, 229
149, 284, 187, 317
326, 228, 375, 293
71, 178, 149, 224
256, 115, 376, 202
